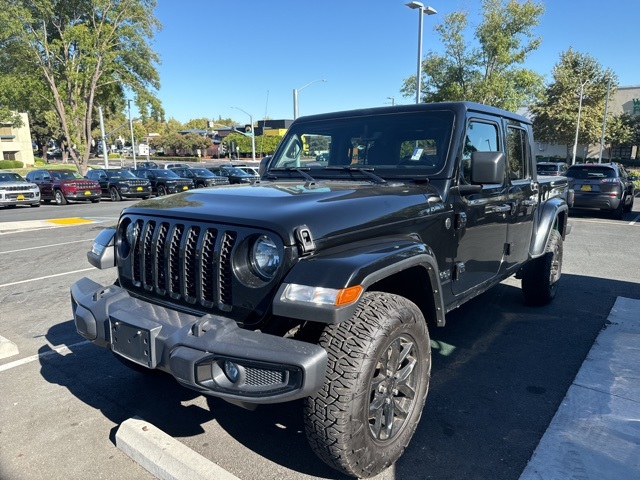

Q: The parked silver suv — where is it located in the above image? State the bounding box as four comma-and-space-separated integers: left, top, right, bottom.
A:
0, 170, 40, 208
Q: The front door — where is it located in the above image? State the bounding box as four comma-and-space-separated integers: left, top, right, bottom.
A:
452, 119, 509, 296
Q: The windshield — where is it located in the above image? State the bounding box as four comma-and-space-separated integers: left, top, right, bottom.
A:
106, 169, 138, 179
152, 170, 180, 178
190, 168, 215, 177
537, 164, 562, 172
52, 171, 83, 180
269, 111, 454, 178
225, 167, 250, 176
0, 172, 25, 182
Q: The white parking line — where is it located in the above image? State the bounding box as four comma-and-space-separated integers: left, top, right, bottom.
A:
0, 268, 94, 289
630, 214, 640, 226
0, 239, 94, 255
0, 340, 91, 373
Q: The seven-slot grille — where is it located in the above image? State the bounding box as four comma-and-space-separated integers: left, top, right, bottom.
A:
126, 218, 237, 309
70, 181, 99, 189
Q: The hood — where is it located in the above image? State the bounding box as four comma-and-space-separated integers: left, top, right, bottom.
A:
0, 181, 38, 189
123, 180, 444, 245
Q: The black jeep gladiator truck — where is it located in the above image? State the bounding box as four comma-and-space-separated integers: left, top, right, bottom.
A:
71, 102, 571, 478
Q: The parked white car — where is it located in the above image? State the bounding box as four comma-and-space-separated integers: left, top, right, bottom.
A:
0, 170, 41, 208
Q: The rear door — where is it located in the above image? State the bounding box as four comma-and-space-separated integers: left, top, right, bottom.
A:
503, 122, 536, 270
452, 117, 509, 296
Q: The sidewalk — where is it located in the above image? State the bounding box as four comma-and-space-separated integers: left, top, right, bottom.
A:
520, 296, 640, 479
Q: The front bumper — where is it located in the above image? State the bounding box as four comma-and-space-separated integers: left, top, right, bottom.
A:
65, 190, 102, 201
120, 186, 151, 198
70, 277, 327, 404
0, 190, 40, 206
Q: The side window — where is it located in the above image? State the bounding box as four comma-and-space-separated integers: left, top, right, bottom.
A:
461, 121, 499, 184
506, 127, 528, 181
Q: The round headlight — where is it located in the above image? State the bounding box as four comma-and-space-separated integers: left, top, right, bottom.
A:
118, 220, 137, 259
251, 235, 280, 280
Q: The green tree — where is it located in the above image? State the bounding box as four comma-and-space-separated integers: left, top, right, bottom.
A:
0, 0, 162, 174
605, 113, 640, 159
531, 48, 615, 157
183, 118, 209, 130
401, 0, 545, 111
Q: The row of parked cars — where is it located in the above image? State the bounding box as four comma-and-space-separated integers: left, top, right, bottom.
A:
0, 163, 260, 207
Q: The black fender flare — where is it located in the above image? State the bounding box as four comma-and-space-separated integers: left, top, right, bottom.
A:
272, 236, 445, 326
531, 197, 569, 258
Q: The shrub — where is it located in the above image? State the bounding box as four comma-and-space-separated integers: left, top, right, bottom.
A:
0, 160, 24, 169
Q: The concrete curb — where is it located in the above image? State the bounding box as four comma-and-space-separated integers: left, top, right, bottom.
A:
116, 417, 241, 480
0, 335, 19, 360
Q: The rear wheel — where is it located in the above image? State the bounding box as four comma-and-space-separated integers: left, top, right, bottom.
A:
521, 229, 563, 305
612, 198, 625, 219
54, 189, 68, 205
624, 194, 634, 213
304, 292, 431, 478
109, 186, 122, 202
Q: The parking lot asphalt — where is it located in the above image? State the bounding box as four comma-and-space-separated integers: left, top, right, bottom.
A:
0, 203, 640, 480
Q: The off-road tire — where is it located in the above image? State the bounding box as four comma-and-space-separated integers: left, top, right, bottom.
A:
304, 292, 431, 478
521, 229, 563, 305
157, 185, 168, 196
109, 186, 122, 202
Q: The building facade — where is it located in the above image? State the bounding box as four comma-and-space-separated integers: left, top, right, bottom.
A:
0, 112, 35, 166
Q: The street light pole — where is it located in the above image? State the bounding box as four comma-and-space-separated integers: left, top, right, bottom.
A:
293, 79, 327, 119
405, 2, 437, 104
598, 77, 612, 164
572, 79, 590, 165
128, 100, 137, 169
232, 106, 256, 162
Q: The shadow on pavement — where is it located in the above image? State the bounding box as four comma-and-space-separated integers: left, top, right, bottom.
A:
38, 273, 639, 479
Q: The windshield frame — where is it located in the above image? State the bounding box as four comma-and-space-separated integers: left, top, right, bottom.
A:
267, 110, 455, 180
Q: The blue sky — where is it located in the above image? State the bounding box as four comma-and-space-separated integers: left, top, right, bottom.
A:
152, 0, 639, 124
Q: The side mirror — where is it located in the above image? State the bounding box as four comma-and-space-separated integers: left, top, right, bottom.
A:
471, 152, 505, 185
259, 156, 272, 176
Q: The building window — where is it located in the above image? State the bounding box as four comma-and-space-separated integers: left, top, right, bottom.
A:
3, 152, 17, 160
0, 126, 12, 136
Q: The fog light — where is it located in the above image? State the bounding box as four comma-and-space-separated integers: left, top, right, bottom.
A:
223, 360, 240, 383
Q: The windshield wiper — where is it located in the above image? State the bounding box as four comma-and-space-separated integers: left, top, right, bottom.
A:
269, 167, 316, 182
324, 166, 387, 185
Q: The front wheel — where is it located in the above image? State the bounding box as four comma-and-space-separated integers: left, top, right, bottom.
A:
109, 186, 122, 202
157, 185, 168, 196
624, 194, 634, 213
54, 189, 68, 205
521, 229, 563, 305
304, 292, 431, 478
